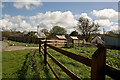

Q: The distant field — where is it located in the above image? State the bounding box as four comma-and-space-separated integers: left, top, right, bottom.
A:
2, 44, 120, 79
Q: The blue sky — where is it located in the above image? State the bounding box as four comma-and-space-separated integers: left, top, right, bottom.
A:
0, 2, 119, 33
2, 2, 118, 17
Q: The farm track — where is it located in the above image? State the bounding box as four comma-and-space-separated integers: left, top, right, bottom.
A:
3, 46, 39, 51
1, 41, 39, 51
1, 41, 9, 51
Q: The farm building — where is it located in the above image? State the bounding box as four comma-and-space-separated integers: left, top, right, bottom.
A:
45, 35, 67, 47
91, 36, 104, 44
70, 36, 78, 43
65, 35, 78, 43
35, 32, 46, 39
77, 36, 86, 44
104, 35, 120, 49
65, 35, 86, 44
56, 35, 66, 40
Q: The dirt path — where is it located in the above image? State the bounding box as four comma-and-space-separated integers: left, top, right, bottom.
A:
1, 41, 9, 51
4, 46, 39, 51
1, 41, 39, 51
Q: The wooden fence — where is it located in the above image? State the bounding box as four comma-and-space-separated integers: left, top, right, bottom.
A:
7, 36, 120, 79
39, 40, 120, 80
7, 36, 67, 47
8, 36, 40, 44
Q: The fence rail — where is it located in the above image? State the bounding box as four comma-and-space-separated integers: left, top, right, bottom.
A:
8, 36, 67, 47
7, 36, 120, 79
47, 51, 80, 80
39, 40, 120, 80
47, 44, 91, 67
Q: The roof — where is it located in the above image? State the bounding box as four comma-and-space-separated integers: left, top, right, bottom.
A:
91, 36, 104, 44
56, 35, 66, 39
35, 32, 45, 38
70, 36, 78, 40
77, 36, 85, 40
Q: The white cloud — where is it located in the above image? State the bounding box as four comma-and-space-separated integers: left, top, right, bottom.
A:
94, 19, 113, 27
30, 11, 78, 33
2, 14, 25, 23
92, 9, 119, 21
3, 11, 119, 33
13, 0, 42, 10
109, 25, 119, 31
1, 11, 78, 33
0, 18, 36, 32
0, 19, 18, 31
79, 13, 92, 21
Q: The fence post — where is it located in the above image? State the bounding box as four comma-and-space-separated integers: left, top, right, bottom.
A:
44, 40, 47, 65
78, 39, 80, 47
39, 38, 41, 54
72, 39, 74, 48
91, 45, 106, 80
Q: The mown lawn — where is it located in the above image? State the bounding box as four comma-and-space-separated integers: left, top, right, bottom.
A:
2, 45, 120, 79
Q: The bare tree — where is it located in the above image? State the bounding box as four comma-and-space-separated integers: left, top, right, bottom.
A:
77, 17, 100, 41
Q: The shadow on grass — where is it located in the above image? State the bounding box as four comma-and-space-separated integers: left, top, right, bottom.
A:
36, 51, 53, 79
43, 66, 52, 79
16, 52, 30, 79
16, 50, 42, 79
15, 49, 54, 79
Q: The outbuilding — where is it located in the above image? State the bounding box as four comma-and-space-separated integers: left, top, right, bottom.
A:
91, 36, 104, 44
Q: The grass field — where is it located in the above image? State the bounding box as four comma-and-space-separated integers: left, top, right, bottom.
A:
2, 44, 120, 79
2, 49, 55, 79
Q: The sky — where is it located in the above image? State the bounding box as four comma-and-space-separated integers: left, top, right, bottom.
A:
0, 1, 119, 34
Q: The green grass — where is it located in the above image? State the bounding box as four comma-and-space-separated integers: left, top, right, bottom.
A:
3, 40, 39, 47
2, 49, 55, 79
2, 45, 120, 79
46, 46, 120, 79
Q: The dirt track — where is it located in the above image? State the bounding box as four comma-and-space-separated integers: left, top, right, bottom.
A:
1, 41, 39, 51
1, 41, 9, 51
4, 46, 39, 51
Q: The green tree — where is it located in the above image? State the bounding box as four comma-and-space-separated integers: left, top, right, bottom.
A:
40, 29, 48, 35
26, 31, 37, 38
70, 30, 78, 36
77, 17, 100, 41
48, 26, 67, 38
50, 26, 67, 35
